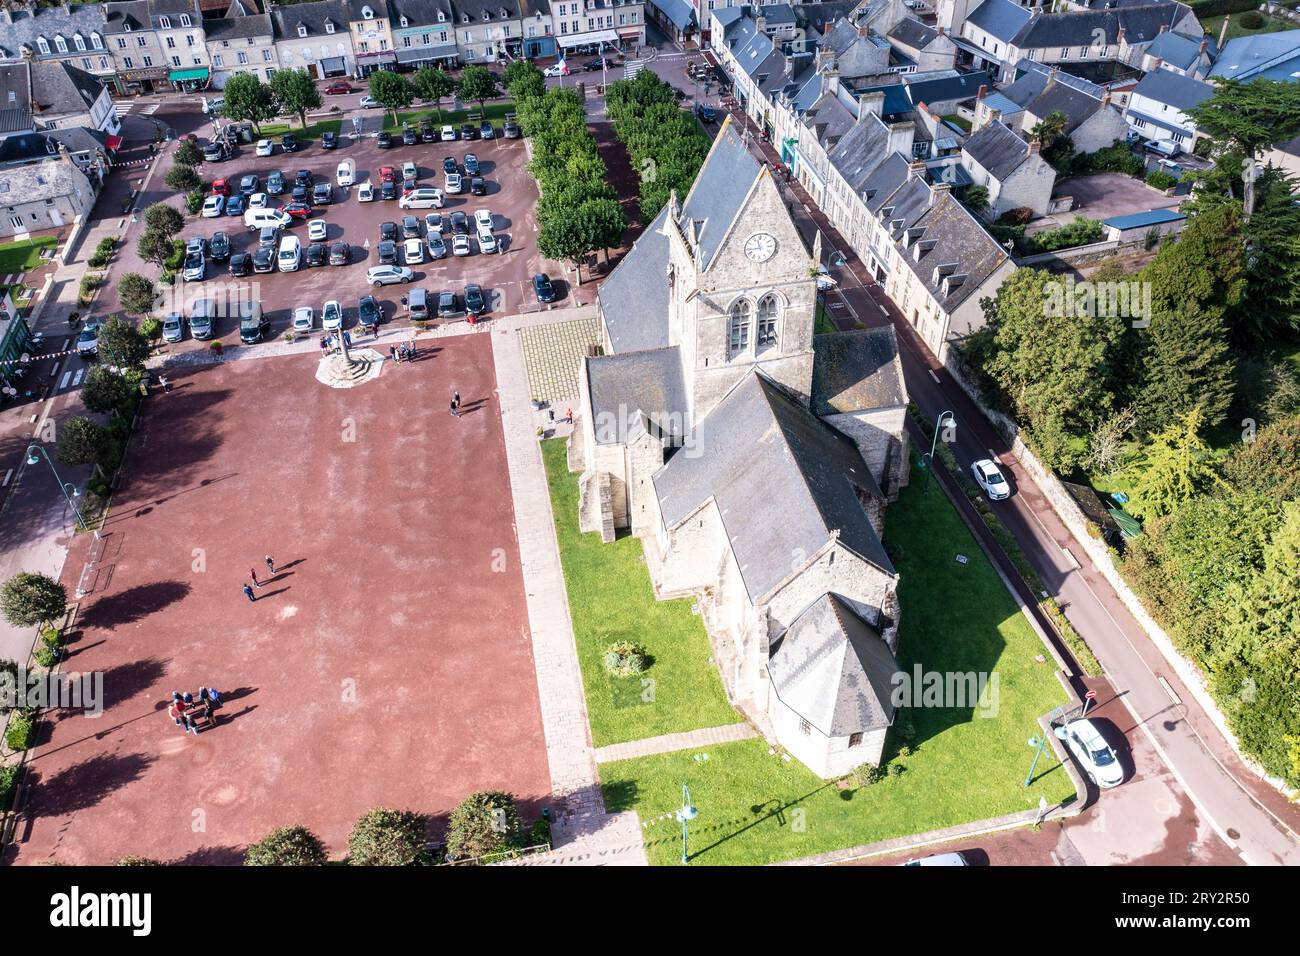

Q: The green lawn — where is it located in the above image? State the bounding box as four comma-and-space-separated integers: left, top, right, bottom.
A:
383, 101, 515, 131
1200, 12, 1291, 42
259, 118, 342, 145
814, 300, 835, 335
942, 114, 972, 133
541, 440, 737, 747
600, 458, 1075, 865
0, 236, 58, 276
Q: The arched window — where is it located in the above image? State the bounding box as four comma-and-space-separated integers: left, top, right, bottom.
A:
728, 300, 751, 356
91, 33, 103, 50
757, 294, 779, 350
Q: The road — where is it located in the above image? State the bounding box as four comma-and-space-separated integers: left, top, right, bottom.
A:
727, 109, 1300, 866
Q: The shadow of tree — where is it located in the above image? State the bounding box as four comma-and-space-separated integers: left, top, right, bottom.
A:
28, 750, 156, 816
82, 581, 192, 629
167, 845, 246, 866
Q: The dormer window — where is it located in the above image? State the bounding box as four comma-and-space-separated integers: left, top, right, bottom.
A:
74, 34, 86, 52
500, 7, 509, 16
362, 5, 375, 18
91, 33, 103, 50
462, 13, 470, 23
298, 24, 309, 37
55, 35, 68, 53
180, 14, 192, 27
159, 16, 171, 29
325, 21, 336, 33
482, 12, 490, 21
124, 21, 133, 32
438, 11, 445, 21
400, 16, 409, 26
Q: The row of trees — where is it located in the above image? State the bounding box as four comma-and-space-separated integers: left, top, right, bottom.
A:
219, 68, 321, 132
604, 70, 711, 221
366, 64, 499, 126
507, 63, 627, 284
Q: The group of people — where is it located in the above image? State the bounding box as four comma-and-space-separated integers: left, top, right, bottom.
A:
450, 391, 462, 418
167, 687, 223, 735
389, 343, 418, 363
319, 332, 353, 355
242, 555, 279, 603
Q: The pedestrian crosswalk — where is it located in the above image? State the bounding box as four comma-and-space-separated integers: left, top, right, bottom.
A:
623, 58, 645, 80
114, 100, 161, 116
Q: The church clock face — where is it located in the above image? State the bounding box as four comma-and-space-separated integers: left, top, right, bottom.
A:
744, 232, 777, 262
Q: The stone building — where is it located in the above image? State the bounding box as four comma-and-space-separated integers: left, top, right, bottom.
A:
570, 117, 911, 777
959, 116, 1055, 218
206, 0, 277, 87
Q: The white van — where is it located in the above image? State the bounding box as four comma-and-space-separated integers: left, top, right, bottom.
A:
336, 159, 355, 187
399, 187, 444, 210
1143, 138, 1181, 158
245, 207, 291, 231
277, 234, 302, 272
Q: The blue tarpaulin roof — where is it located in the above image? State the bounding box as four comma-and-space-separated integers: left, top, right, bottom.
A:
1103, 208, 1185, 230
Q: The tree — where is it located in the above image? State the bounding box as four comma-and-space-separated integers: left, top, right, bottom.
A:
1143, 202, 1246, 338
118, 272, 159, 317
57, 416, 111, 468
1236, 165, 1300, 341
579, 197, 627, 265
1187, 78, 1300, 160
137, 229, 175, 270
80, 366, 133, 415
1129, 407, 1221, 518
368, 70, 413, 125
270, 68, 322, 130
410, 67, 455, 123
346, 808, 427, 866
537, 205, 594, 284
502, 59, 540, 90
245, 826, 328, 866
221, 72, 277, 135
1133, 305, 1236, 435
458, 65, 499, 113
955, 183, 989, 217
1083, 405, 1137, 476
1223, 414, 1300, 501
445, 791, 522, 860
506, 66, 545, 102
173, 139, 203, 168
1029, 109, 1073, 172
0, 572, 68, 630
164, 163, 201, 193
143, 202, 184, 238
98, 317, 149, 370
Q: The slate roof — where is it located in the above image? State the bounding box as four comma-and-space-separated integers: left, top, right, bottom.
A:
811, 327, 907, 417
1209, 29, 1300, 81
653, 372, 892, 603
966, 0, 1033, 44
1131, 67, 1213, 112
888, 16, 939, 51
826, 114, 892, 194
598, 204, 672, 354
980, 90, 1023, 117
45, 125, 110, 159
712, 5, 746, 35
1012, 3, 1196, 49
802, 90, 858, 150
270, 0, 350, 38
0, 131, 57, 164
764, 4, 797, 26
454, 0, 521, 21
652, 0, 696, 31
388, 0, 454, 24
679, 119, 763, 270
104, 1, 152, 35
587, 347, 689, 445
963, 118, 1030, 180
848, 69, 991, 117
1145, 29, 1210, 71
1001, 64, 1107, 133
1103, 207, 1185, 230
768, 593, 898, 736
0, 3, 110, 60
0, 62, 106, 130
206, 11, 274, 40
0, 156, 86, 205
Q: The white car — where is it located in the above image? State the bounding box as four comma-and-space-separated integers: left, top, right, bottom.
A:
543, 64, 566, 77
901, 852, 968, 866
403, 237, 424, 264
277, 234, 301, 272
336, 160, 355, 187
399, 188, 444, 210
440, 124, 456, 141
359, 95, 379, 109
970, 459, 1011, 500
248, 192, 269, 209
401, 160, 418, 181
308, 219, 328, 242
366, 264, 413, 287
473, 209, 493, 232
451, 233, 471, 257
202, 194, 225, 218
322, 299, 343, 332
445, 172, 463, 194
357, 181, 375, 202
424, 213, 443, 235
292, 306, 315, 333
1057, 719, 1125, 789
255, 139, 274, 157
477, 230, 498, 254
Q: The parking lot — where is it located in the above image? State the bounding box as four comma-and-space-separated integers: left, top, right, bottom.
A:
156, 120, 569, 351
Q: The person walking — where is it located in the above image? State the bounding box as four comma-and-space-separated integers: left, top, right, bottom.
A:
265, 555, 277, 575
389, 345, 397, 362
159, 374, 170, 393
243, 583, 256, 603
450, 394, 459, 418
566, 407, 573, 424
250, 567, 263, 588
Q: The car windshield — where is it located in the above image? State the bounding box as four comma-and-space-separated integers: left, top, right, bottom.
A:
987, 471, 1006, 485
1091, 746, 1116, 766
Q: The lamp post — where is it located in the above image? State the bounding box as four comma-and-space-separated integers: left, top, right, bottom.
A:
25, 445, 88, 531
1025, 734, 1047, 788
921, 410, 956, 493
676, 784, 698, 865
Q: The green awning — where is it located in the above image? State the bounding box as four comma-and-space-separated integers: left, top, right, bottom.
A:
169, 68, 209, 82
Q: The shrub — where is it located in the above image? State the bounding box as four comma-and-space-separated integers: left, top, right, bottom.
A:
998, 206, 1033, 226
1020, 217, 1104, 254
33, 643, 59, 668
1145, 169, 1178, 191
116, 856, 163, 866
245, 825, 328, 866
139, 317, 162, 342
603, 639, 649, 675
526, 817, 552, 848
0, 572, 67, 630
5, 711, 34, 751
185, 189, 205, 215
1080, 142, 1144, 177
164, 239, 186, 271
347, 808, 428, 865
1239, 9, 1264, 28
0, 764, 18, 810
445, 791, 523, 860
852, 763, 884, 788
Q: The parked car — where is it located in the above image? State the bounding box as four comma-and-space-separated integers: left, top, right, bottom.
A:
380, 179, 397, 201
247, 192, 269, 209
291, 182, 309, 203
225, 194, 245, 216
324, 81, 354, 95
292, 306, 315, 333
465, 283, 486, 316
403, 237, 424, 264
400, 187, 444, 209
460, 122, 477, 141
697, 104, 716, 123
477, 231, 498, 254
901, 852, 969, 867
358, 295, 380, 329
464, 153, 480, 175
358, 181, 375, 202
424, 213, 444, 235
503, 120, 520, 139
305, 241, 328, 267
295, 168, 314, 188
246, 207, 292, 231
437, 290, 459, 317
377, 130, 393, 149
258, 226, 279, 248
182, 250, 205, 282
229, 251, 252, 276
377, 239, 397, 264
473, 209, 493, 232
401, 177, 417, 196
971, 459, 1011, 501
329, 240, 352, 266
469, 177, 486, 196
1058, 719, 1125, 789
267, 170, 286, 195
379, 221, 398, 242
202, 194, 225, 218
401, 160, 418, 181
239, 174, 259, 195
76, 320, 100, 358
188, 300, 216, 340
419, 119, 436, 143
366, 264, 413, 287
543, 64, 566, 77
451, 233, 471, 257
445, 172, 463, 194
359, 94, 379, 109
238, 303, 269, 343
533, 272, 556, 303
442, 156, 458, 176
208, 231, 230, 260
312, 182, 332, 205
186, 235, 206, 256
401, 215, 421, 239
256, 138, 274, 157
322, 299, 343, 331
402, 126, 418, 146
336, 160, 355, 187
162, 313, 185, 344
426, 233, 447, 259
441, 125, 457, 141
252, 246, 276, 273
277, 234, 302, 271
479, 121, 495, 140
321, 130, 338, 150
449, 210, 469, 234
281, 133, 299, 153
202, 141, 229, 162
279, 201, 312, 220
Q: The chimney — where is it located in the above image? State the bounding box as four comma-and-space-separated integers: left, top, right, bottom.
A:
888, 120, 915, 157
857, 24, 868, 37
1027, 137, 1041, 155
1117, 27, 1127, 45
857, 90, 885, 118
937, 26, 945, 37
1199, 37, 1209, 55
930, 182, 952, 205
1218, 15, 1229, 47
1150, 58, 1162, 71
756, 15, 767, 33
977, 84, 987, 99
1159, 24, 1169, 33
907, 159, 927, 181
1101, 89, 1111, 107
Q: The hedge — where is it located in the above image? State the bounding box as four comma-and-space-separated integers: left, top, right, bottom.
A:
1188, 0, 1259, 17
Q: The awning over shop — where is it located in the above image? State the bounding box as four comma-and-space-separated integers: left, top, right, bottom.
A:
105, 134, 123, 151
395, 44, 458, 64
358, 51, 397, 63
168, 67, 209, 83
557, 29, 619, 48
320, 57, 347, 74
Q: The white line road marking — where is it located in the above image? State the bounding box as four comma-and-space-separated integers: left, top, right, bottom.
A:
61, 339, 70, 351
1158, 676, 1183, 706
59, 371, 71, 389
1, 470, 11, 487
72, 368, 85, 387
928, 369, 940, 383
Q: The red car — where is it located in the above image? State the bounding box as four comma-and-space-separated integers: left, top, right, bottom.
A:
211, 179, 230, 196
279, 201, 312, 220
323, 81, 354, 95
379, 165, 396, 183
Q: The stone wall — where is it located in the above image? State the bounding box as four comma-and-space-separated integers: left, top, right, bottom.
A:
824, 405, 910, 498
770, 695, 887, 779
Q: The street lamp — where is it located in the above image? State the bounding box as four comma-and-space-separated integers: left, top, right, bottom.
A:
1025, 734, 1048, 788
676, 783, 698, 865
25, 445, 88, 531
920, 410, 956, 493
